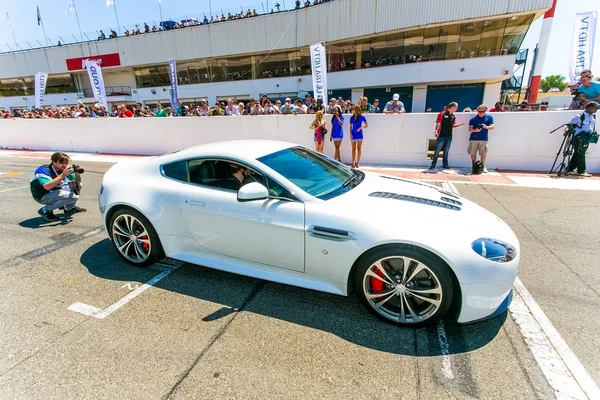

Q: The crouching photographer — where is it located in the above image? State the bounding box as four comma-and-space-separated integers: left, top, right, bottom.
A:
567, 101, 598, 177
30, 152, 86, 222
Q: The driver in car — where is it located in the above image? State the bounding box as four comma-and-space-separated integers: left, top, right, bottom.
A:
219, 164, 246, 190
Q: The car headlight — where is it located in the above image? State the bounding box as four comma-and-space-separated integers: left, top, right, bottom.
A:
471, 238, 516, 263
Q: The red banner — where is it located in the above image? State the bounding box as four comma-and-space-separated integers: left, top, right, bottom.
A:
66, 53, 121, 71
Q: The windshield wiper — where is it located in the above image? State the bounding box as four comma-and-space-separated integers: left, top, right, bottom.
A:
342, 171, 360, 188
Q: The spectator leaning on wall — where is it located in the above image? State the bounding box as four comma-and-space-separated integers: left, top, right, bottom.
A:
383, 94, 405, 114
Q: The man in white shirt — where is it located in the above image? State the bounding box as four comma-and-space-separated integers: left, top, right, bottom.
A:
384, 94, 406, 114
567, 101, 597, 177
225, 98, 239, 116
293, 99, 308, 114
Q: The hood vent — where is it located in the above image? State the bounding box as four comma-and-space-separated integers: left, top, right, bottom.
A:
369, 192, 462, 211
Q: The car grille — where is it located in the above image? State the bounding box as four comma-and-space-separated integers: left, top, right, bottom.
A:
369, 192, 462, 211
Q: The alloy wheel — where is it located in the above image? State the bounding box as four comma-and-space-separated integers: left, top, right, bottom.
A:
112, 214, 152, 264
362, 256, 443, 324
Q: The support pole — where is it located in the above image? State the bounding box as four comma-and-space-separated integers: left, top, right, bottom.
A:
528, 0, 557, 104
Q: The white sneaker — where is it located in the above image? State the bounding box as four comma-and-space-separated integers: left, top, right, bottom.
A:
483, 167, 488, 173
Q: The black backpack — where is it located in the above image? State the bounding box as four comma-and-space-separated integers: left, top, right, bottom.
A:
472, 160, 484, 175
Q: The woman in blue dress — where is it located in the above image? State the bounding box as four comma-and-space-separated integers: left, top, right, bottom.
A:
349, 106, 368, 167
329, 106, 344, 162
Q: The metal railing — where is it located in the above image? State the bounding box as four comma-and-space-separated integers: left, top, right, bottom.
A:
0, 1, 335, 55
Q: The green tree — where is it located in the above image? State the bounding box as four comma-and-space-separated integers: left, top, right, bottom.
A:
540, 74, 568, 92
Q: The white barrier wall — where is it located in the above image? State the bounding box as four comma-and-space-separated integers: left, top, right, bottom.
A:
0, 111, 598, 172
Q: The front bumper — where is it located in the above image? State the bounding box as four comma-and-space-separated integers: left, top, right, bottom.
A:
457, 277, 515, 324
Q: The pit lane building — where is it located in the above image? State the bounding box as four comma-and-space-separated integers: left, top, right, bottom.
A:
0, 0, 553, 112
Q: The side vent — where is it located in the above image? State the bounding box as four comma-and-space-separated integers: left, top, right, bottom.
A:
440, 197, 463, 206
369, 192, 461, 211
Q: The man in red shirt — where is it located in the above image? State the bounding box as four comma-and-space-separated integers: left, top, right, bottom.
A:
435, 106, 448, 135
429, 102, 464, 171
489, 102, 506, 112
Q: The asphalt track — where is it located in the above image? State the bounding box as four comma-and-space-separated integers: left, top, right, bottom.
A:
0, 156, 598, 400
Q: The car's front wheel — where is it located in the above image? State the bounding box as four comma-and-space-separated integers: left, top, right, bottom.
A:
108, 208, 163, 267
355, 246, 454, 327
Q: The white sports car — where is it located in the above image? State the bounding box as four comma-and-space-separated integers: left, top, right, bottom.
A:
98, 140, 519, 326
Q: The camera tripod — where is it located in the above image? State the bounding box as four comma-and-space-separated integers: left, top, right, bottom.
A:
549, 124, 573, 177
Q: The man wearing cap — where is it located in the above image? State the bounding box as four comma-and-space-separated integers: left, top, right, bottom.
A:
384, 94, 405, 114
280, 98, 295, 115
371, 99, 381, 114
567, 101, 598, 177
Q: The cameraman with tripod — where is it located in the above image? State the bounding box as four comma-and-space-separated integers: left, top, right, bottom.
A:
567, 101, 598, 177
30, 152, 86, 222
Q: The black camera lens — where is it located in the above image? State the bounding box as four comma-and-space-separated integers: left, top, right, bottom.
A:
72, 165, 85, 174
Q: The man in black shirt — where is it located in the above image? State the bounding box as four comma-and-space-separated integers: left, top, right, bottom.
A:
428, 102, 464, 171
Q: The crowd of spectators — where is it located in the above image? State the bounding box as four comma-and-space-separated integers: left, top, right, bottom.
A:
93, 0, 334, 42
3, 70, 598, 119
0, 93, 402, 119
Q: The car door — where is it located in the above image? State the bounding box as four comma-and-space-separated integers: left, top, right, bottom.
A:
177, 159, 305, 272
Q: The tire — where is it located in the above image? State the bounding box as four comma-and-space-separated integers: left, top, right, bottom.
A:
354, 245, 454, 327
108, 208, 164, 267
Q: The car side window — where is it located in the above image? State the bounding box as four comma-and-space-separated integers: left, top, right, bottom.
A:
185, 158, 297, 201
265, 176, 296, 200
187, 159, 261, 192
162, 160, 188, 182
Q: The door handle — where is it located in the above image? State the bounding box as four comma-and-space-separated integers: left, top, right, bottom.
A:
189, 200, 205, 207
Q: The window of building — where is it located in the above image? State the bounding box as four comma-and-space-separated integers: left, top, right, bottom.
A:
134, 66, 169, 88
256, 51, 291, 79
440, 24, 462, 60
502, 15, 534, 55
458, 21, 483, 59
404, 29, 424, 62
480, 19, 506, 57
212, 56, 253, 82
383, 31, 405, 65
290, 48, 311, 76
357, 35, 387, 69
0, 78, 33, 97
423, 27, 443, 61
122, 14, 536, 91
45, 74, 76, 94
328, 42, 357, 72
177, 60, 211, 85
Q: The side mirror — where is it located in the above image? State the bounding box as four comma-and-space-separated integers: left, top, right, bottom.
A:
237, 182, 269, 202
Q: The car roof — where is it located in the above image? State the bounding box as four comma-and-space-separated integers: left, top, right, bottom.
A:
169, 140, 297, 162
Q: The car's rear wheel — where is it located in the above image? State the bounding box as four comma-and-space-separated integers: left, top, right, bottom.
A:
355, 246, 454, 327
108, 208, 163, 267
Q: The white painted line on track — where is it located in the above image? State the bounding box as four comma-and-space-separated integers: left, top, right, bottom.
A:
436, 320, 454, 380
69, 265, 179, 319
445, 180, 599, 399
68, 302, 103, 317
0, 185, 28, 193
512, 278, 600, 400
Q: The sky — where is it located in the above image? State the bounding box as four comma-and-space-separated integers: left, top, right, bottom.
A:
0, 0, 598, 81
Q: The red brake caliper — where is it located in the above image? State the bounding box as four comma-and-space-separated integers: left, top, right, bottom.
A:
370, 267, 386, 298
140, 235, 149, 251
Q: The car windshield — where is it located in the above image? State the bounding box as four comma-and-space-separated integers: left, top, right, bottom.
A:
258, 147, 362, 199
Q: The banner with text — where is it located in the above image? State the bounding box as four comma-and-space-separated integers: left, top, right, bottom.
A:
168, 58, 180, 110
84, 60, 108, 107
569, 11, 597, 82
310, 43, 328, 107
34, 72, 48, 109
